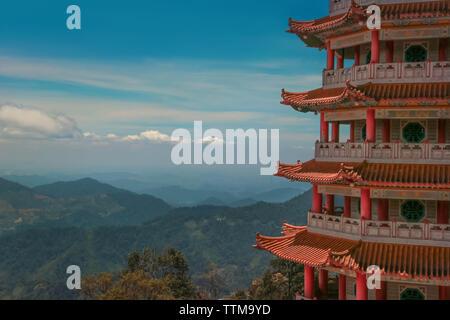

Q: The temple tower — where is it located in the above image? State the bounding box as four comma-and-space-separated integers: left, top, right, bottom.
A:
256, 0, 450, 300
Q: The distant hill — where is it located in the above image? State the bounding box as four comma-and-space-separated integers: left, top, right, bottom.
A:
33, 178, 123, 198
0, 188, 312, 299
0, 178, 171, 233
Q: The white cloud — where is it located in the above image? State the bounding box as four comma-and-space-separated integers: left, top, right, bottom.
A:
120, 130, 171, 142
0, 105, 81, 139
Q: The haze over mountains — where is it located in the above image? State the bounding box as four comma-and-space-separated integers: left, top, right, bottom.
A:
3, 172, 310, 207
0, 175, 313, 299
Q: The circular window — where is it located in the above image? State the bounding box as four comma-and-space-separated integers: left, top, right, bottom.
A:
366, 51, 371, 65
362, 124, 366, 142
400, 288, 425, 300
405, 45, 427, 63
401, 200, 425, 223
402, 122, 425, 143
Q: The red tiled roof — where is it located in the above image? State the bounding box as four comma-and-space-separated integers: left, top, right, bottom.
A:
381, 0, 449, 20
281, 82, 450, 112
255, 226, 357, 267
288, 0, 450, 47
276, 160, 450, 188
332, 241, 450, 280
255, 224, 450, 280
288, 1, 365, 35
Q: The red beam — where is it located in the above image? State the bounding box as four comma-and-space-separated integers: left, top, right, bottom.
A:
356, 272, 368, 300
320, 112, 329, 143
339, 274, 346, 300
366, 109, 376, 143
361, 188, 371, 220
319, 269, 328, 298
344, 196, 351, 218
371, 30, 379, 63
312, 184, 323, 213
327, 41, 335, 70
439, 38, 448, 62
304, 265, 315, 299
376, 281, 387, 300
385, 41, 394, 63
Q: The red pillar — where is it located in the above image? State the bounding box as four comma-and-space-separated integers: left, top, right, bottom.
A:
356, 272, 368, 300
438, 119, 446, 144
331, 122, 340, 143
437, 201, 449, 225
344, 196, 351, 218
319, 269, 328, 298
320, 112, 329, 143
361, 188, 372, 220
382, 119, 390, 143
350, 121, 355, 142
339, 274, 346, 300
325, 194, 335, 215
371, 30, 380, 63
366, 109, 376, 143
354, 45, 360, 66
439, 286, 448, 300
312, 184, 323, 213
304, 265, 315, 299
378, 199, 389, 221
439, 38, 448, 62
376, 281, 387, 300
337, 53, 344, 69
385, 41, 394, 63
327, 41, 335, 70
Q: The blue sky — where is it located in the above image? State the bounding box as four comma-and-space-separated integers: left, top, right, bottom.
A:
0, 0, 333, 177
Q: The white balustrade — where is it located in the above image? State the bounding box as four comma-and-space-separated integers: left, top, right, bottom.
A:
315, 141, 450, 164
322, 60, 450, 89
307, 211, 450, 243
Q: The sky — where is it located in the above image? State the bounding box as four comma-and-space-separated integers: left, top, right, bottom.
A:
0, 0, 335, 181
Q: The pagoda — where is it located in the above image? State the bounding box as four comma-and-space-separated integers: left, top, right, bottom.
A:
255, 0, 450, 300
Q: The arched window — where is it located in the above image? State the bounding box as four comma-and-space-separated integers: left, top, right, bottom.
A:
366, 51, 371, 65
401, 200, 425, 223
400, 288, 425, 300
361, 124, 367, 142
402, 122, 425, 143
405, 45, 428, 62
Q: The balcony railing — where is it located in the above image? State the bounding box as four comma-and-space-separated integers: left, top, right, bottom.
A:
323, 60, 450, 89
315, 141, 450, 164
308, 211, 450, 244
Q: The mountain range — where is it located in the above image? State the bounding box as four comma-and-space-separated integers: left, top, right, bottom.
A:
0, 176, 313, 299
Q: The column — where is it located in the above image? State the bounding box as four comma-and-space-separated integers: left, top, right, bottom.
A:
319, 269, 328, 298
312, 184, 323, 213
385, 41, 394, 63
356, 272, 368, 300
376, 281, 387, 300
332, 122, 340, 143
439, 286, 448, 300
378, 199, 389, 221
339, 274, 347, 300
437, 201, 449, 225
350, 121, 355, 142
320, 112, 329, 143
337, 53, 344, 69
371, 30, 380, 63
366, 109, 376, 143
325, 194, 335, 215
439, 38, 448, 62
361, 188, 372, 220
344, 196, 351, 218
327, 40, 335, 70
354, 45, 360, 66
382, 119, 390, 143
304, 265, 315, 299
438, 119, 446, 144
